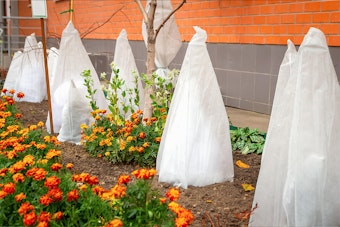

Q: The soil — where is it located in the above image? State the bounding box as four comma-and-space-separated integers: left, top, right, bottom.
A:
15, 100, 262, 227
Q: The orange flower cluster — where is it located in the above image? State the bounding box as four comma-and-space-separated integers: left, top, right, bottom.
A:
67, 190, 80, 202
132, 168, 157, 180
72, 172, 99, 186
103, 219, 123, 227
166, 188, 181, 201
168, 202, 194, 227
26, 167, 48, 181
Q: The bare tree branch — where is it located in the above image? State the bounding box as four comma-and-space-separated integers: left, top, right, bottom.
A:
81, 5, 125, 38
135, 0, 148, 23
154, 0, 186, 39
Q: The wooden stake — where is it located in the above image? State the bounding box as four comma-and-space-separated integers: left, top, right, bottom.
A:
40, 18, 54, 134
70, 0, 74, 21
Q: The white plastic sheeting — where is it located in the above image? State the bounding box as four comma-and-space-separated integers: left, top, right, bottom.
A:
249, 27, 340, 226
110, 29, 144, 116
156, 26, 234, 189
47, 21, 108, 137
57, 80, 92, 144
142, 0, 181, 80
3, 33, 46, 102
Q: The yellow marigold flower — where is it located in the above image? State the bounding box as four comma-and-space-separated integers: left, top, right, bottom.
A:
43, 136, 51, 143
126, 136, 135, 142
79, 184, 88, 191
23, 155, 35, 166
1, 131, 9, 138
7, 125, 19, 133
10, 161, 26, 173
128, 146, 136, 152
37, 121, 44, 127
37, 159, 48, 165
142, 142, 150, 148
159, 197, 167, 204
105, 152, 110, 157
119, 140, 126, 150
80, 124, 88, 130
29, 125, 37, 131
66, 163, 73, 170
105, 138, 112, 146
95, 115, 100, 121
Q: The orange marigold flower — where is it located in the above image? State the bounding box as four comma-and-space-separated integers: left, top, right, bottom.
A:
39, 194, 53, 206
15, 192, 26, 202
104, 219, 123, 227
0, 167, 8, 176
50, 163, 62, 172
9, 89, 15, 94
166, 188, 181, 201
37, 211, 51, 222
66, 163, 73, 170
3, 182, 16, 194
67, 190, 80, 202
16, 92, 25, 99
92, 185, 106, 196
18, 202, 34, 216
79, 184, 88, 191
132, 168, 157, 180
52, 211, 63, 220
138, 132, 146, 139
86, 175, 99, 186
29, 125, 37, 131
48, 188, 63, 201
13, 173, 25, 183
15, 113, 23, 119
26, 167, 48, 181
37, 221, 48, 227
2, 88, 7, 93
178, 209, 194, 225
35, 143, 47, 150
118, 175, 131, 185
0, 190, 8, 199
159, 197, 167, 203
154, 137, 161, 143
44, 176, 61, 189
11, 161, 26, 173
45, 149, 61, 159
23, 211, 37, 226
175, 217, 189, 227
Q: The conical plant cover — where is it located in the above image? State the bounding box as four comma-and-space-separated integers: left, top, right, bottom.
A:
142, 0, 182, 80
57, 80, 92, 144
46, 21, 108, 133
3, 33, 46, 103
249, 27, 340, 226
156, 26, 234, 189
110, 29, 144, 117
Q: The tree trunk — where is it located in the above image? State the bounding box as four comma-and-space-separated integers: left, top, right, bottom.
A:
143, 0, 157, 119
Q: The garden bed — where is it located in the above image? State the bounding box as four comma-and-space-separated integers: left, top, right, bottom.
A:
16, 100, 262, 226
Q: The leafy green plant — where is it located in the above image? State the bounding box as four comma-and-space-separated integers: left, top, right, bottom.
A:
0, 89, 193, 227
230, 127, 266, 154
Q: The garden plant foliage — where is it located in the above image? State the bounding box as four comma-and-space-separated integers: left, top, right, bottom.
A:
0, 89, 193, 226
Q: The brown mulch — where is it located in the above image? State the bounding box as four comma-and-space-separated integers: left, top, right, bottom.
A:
16, 100, 262, 227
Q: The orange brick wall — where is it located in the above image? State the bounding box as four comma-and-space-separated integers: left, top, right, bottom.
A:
18, 0, 340, 46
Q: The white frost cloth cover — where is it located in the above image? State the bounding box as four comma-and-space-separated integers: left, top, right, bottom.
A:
142, 0, 182, 79
46, 21, 108, 133
249, 27, 340, 226
110, 29, 144, 116
156, 26, 234, 189
57, 80, 92, 144
3, 33, 46, 102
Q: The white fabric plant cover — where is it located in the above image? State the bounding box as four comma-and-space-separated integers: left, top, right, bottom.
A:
46, 21, 108, 134
57, 80, 92, 144
156, 26, 234, 189
3, 33, 46, 102
142, 0, 182, 80
110, 29, 144, 117
249, 27, 340, 226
